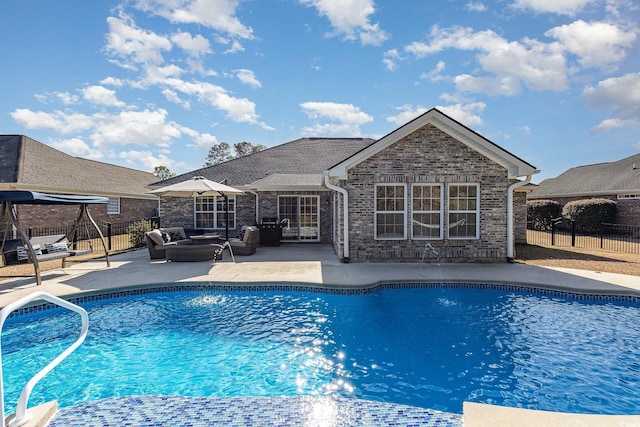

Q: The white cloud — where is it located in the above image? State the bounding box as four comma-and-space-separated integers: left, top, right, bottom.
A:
300, 101, 373, 135
134, 0, 254, 39
512, 0, 596, 16
171, 31, 212, 57
82, 85, 126, 107
405, 26, 568, 95
91, 109, 182, 148
235, 69, 262, 88
386, 104, 429, 126
420, 61, 447, 82
436, 103, 486, 127
10, 109, 94, 133
118, 149, 179, 171
466, 2, 487, 12
105, 14, 172, 67
100, 77, 125, 87
300, 0, 389, 46
583, 72, 640, 131
546, 20, 636, 70
50, 138, 104, 160
383, 49, 401, 71
162, 89, 191, 109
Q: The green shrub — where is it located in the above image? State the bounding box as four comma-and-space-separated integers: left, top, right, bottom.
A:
527, 199, 561, 231
127, 220, 155, 248
562, 198, 617, 233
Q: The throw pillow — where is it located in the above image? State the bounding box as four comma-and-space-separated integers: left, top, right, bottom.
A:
46, 242, 68, 253
147, 230, 164, 246
162, 232, 171, 243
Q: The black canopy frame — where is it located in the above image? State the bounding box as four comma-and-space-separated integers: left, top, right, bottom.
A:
0, 191, 111, 286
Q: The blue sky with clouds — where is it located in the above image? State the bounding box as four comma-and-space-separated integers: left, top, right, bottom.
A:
1, 0, 638, 182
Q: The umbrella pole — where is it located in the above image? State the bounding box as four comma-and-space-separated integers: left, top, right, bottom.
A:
224, 194, 229, 241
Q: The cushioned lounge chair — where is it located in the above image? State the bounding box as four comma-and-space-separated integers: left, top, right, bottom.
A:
229, 226, 258, 256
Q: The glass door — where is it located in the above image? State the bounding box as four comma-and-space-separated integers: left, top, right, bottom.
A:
278, 196, 320, 242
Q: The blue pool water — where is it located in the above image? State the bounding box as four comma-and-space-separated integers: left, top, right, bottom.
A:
3, 286, 640, 415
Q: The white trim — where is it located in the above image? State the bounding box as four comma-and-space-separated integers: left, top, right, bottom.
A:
324, 173, 350, 260
447, 183, 480, 240
193, 195, 236, 230
410, 183, 444, 240
374, 183, 408, 240
327, 109, 539, 179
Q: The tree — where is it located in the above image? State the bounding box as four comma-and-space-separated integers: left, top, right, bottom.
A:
205, 142, 232, 166
153, 165, 175, 180
234, 141, 267, 157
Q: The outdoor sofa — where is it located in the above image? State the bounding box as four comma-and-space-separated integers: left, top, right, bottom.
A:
145, 227, 193, 260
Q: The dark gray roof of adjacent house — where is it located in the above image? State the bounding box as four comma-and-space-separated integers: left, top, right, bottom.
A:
529, 152, 640, 198
0, 135, 158, 198
150, 137, 377, 189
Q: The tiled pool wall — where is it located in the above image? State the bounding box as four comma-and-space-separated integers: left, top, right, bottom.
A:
48, 395, 463, 427
10, 280, 640, 318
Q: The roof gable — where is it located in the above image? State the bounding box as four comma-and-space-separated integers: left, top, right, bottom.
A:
327, 108, 538, 179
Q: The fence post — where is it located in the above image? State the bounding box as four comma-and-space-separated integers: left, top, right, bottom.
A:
571, 220, 576, 247
107, 222, 112, 251
551, 221, 556, 246
600, 223, 604, 249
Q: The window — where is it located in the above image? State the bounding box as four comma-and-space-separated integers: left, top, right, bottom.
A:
411, 184, 443, 239
375, 184, 407, 239
107, 197, 120, 215
448, 184, 479, 239
278, 196, 320, 241
194, 196, 235, 229
618, 194, 640, 199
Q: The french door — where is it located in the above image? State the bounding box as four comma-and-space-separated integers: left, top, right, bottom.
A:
278, 196, 320, 242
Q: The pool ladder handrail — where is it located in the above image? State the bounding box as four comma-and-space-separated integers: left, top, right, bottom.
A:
0, 291, 89, 427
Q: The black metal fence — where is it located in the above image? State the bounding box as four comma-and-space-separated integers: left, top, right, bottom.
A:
527, 218, 640, 254
1, 217, 159, 253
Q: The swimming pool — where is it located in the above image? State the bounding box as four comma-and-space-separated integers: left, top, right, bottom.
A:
3, 283, 640, 416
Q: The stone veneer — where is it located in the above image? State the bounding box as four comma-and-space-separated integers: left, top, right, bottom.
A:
335, 124, 511, 263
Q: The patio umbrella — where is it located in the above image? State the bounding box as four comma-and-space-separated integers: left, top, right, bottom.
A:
149, 176, 244, 240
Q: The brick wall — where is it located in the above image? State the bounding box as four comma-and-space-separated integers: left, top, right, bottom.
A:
341, 124, 510, 262
514, 191, 527, 243
12, 197, 157, 230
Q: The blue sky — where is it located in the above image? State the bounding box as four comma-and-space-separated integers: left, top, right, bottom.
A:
1, 0, 638, 182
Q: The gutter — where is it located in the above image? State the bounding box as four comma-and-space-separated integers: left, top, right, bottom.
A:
323, 172, 350, 263
506, 175, 533, 263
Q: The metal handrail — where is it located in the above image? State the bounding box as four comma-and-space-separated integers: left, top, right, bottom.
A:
0, 292, 89, 427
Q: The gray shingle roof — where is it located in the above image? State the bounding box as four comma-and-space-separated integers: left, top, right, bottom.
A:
529, 152, 640, 198
0, 135, 158, 198
150, 137, 377, 189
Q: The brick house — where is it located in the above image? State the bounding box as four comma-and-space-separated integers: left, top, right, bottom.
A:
0, 135, 159, 230
527, 153, 640, 225
151, 109, 538, 262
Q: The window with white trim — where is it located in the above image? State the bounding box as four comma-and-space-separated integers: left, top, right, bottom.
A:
411, 184, 443, 240
618, 194, 640, 199
107, 197, 120, 215
448, 184, 479, 239
194, 196, 236, 229
375, 184, 407, 239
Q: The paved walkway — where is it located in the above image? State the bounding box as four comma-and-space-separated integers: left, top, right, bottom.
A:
1, 244, 639, 307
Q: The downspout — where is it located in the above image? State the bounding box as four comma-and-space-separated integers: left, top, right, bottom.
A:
324, 172, 350, 263
506, 174, 532, 263
248, 191, 259, 224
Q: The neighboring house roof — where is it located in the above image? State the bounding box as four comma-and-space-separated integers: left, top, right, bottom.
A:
529, 152, 640, 199
150, 137, 377, 190
328, 108, 539, 179
0, 135, 158, 199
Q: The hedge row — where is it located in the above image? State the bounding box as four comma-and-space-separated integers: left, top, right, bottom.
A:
527, 198, 617, 233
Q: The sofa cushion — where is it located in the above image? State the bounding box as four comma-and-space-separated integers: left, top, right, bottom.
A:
162, 232, 171, 243
147, 229, 164, 246
17, 244, 43, 260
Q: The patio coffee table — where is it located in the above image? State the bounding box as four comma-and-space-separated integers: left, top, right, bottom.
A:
165, 244, 222, 262
189, 234, 222, 245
